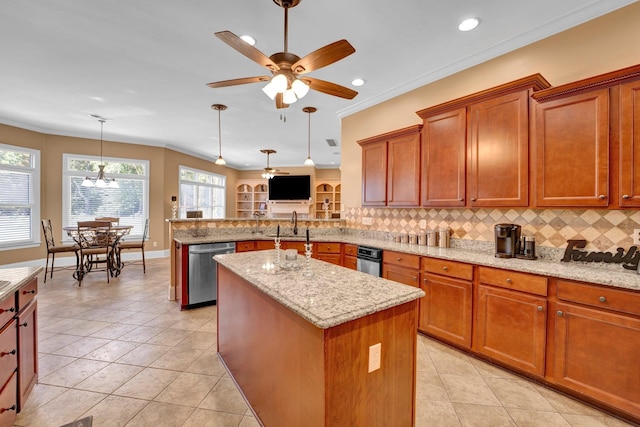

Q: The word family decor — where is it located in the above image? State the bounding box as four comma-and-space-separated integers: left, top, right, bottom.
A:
561, 239, 640, 271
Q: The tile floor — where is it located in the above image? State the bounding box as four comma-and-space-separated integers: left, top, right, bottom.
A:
13, 257, 635, 427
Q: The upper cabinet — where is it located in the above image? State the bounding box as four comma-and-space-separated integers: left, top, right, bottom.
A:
417, 74, 550, 208
358, 125, 422, 207
532, 63, 640, 208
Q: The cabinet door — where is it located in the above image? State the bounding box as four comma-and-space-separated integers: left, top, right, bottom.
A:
387, 131, 420, 206
0, 372, 17, 426
421, 108, 466, 207
382, 264, 419, 288
474, 284, 547, 376
316, 253, 341, 266
236, 241, 256, 252
620, 80, 640, 207
17, 300, 37, 411
420, 274, 472, 348
468, 90, 529, 206
554, 302, 640, 419
361, 140, 387, 206
343, 255, 357, 270
175, 243, 189, 308
534, 88, 609, 207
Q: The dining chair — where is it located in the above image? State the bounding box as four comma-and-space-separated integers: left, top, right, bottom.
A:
117, 218, 149, 273
77, 220, 113, 284
41, 219, 80, 283
95, 216, 119, 226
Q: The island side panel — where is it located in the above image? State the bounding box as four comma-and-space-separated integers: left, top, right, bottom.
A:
217, 265, 325, 427
325, 300, 418, 427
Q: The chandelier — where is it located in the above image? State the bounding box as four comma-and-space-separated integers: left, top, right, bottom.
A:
82, 116, 119, 188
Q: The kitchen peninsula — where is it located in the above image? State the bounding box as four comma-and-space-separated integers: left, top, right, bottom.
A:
214, 250, 425, 427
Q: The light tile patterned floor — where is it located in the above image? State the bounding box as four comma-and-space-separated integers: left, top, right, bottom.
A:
13, 258, 635, 427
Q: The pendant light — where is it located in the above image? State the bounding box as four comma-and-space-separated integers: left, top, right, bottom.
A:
302, 106, 316, 166
82, 116, 119, 188
212, 104, 227, 165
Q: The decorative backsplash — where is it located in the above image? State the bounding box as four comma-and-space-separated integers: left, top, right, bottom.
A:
342, 207, 640, 253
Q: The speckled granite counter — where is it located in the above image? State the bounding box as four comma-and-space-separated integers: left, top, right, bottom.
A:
214, 250, 425, 329
177, 231, 640, 291
0, 267, 43, 301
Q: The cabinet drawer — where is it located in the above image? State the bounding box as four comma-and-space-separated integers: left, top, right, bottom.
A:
256, 240, 275, 250
344, 255, 357, 270
17, 279, 37, 311
0, 319, 17, 387
421, 258, 473, 281
0, 372, 17, 427
383, 250, 420, 269
284, 241, 306, 254
478, 267, 547, 296
316, 242, 341, 254
0, 297, 16, 328
236, 241, 256, 252
343, 244, 357, 257
557, 280, 640, 317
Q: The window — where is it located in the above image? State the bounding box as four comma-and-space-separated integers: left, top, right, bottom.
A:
0, 143, 40, 250
179, 166, 225, 218
63, 154, 149, 238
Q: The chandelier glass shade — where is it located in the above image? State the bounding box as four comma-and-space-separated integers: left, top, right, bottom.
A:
82, 117, 119, 188
212, 104, 227, 165
262, 74, 309, 104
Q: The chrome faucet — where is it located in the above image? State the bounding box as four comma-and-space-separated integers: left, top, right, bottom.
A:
291, 210, 298, 235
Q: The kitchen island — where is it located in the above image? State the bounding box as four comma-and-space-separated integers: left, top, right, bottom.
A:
215, 250, 425, 427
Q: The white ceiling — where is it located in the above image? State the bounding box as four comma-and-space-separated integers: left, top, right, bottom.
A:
0, 0, 635, 170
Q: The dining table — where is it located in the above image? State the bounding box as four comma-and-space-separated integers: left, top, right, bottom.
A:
63, 224, 132, 282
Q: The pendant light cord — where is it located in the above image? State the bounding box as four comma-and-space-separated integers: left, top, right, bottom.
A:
99, 119, 105, 164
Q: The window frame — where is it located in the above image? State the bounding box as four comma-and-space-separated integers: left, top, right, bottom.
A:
0, 142, 41, 251
179, 165, 226, 219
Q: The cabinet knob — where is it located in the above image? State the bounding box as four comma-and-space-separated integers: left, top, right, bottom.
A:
506, 278, 512, 283
443, 266, 448, 271
20, 322, 27, 327
458, 198, 464, 202
412, 276, 418, 281
537, 306, 543, 312
396, 257, 402, 261
471, 198, 476, 202
599, 296, 606, 303
423, 278, 428, 283
598, 194, 606, 200
0, 349, 16, 357
557, 311, 564, 316
0, 405, 16, 413
23, 289, 36, 295
0, 307, 15, 314
622, 194, 630, 199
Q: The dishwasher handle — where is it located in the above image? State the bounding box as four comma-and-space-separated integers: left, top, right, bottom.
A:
189, 248, 234, 255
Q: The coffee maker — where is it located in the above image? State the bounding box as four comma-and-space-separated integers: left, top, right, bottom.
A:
494, 224, 521, 258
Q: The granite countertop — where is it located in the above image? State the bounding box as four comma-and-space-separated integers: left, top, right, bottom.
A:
0, 267, 43, 302
215, 250, 425, 329
177, 233, 640, 291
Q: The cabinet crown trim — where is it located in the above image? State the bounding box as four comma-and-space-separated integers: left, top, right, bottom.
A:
357, 124, 422, 146
416, 73, 550, 118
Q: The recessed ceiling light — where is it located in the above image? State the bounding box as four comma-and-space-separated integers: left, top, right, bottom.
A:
458, 18, 479, 32
351, 78, 365, 87
240, 35, 256, 46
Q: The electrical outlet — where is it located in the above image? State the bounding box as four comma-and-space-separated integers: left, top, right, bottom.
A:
633, 229, 640, 246
153, 241, 158, 247
362, 217, 373, 226
419, 219, 427, 229
368, 343, 381, 373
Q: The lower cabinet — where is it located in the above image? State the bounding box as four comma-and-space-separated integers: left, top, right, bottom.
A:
474, 267, 548, 377
17, 300, 37, 410
315, 243, 341, 266
0, 373, 17, 426
551, 280, 640, 420
236, 241, 256, 252
382, 251, 420, 287
419, 258, 473, 348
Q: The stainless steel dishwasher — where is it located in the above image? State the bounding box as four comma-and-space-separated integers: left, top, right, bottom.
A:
188, 242, 235, 307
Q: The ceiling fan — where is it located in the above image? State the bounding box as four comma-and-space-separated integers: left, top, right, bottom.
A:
260, 149, 289, 178
207, 0, 358, 109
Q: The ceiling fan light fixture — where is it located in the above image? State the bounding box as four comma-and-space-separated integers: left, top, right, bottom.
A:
271, 74, 288, 93
292, 79, 309, 98
262, 82, 279, 100
283, 88, 297, 104
262, 171, 275, 179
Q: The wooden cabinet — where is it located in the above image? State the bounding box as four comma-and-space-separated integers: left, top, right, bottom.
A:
315, 242, 341, 266
256, 240, 275, 250
17, 299, 36, 410
0, 304, 17, 427
419, 258, 473, 348
358, 125, 422, 206
551, 280, 640, 420
474, 267, 548, 377
619, 79, 640, 207
342, 244, 357, 270
314, 182, 341, 218
0, 373, 17, 427
174, 242, 188, 309
236, 241, 256, 252
533, 88, 609, 207
420, 108, 466, 207
468, 89, 530, 207
382, 250, 420, 287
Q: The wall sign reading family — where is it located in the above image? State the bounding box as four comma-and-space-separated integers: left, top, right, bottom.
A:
562, 239, 640, 271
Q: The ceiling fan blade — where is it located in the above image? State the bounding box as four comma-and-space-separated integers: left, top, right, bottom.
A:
275, 93, 289, 109
207, 76, 271, 88
304, 77, 358, 99
215, 31, 280, 71
291, 40, 355, 74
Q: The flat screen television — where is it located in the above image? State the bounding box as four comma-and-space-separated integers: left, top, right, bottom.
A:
268, 175, 311, 200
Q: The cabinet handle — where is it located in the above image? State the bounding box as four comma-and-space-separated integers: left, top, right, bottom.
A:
443, 266, 448, 271
599, 296, 606, 303
0, 307, 15, 314
23, 289, 36, 295
412, 276, 418, 281
458, 198, 464, 201
622, 194, 630, 199
557, 311, 564, 316
396, 257, 402, 261
20, 322, 27, 327
598, 194, 606, 200
0, 405, 16, 413
506, 278, 512, 283
471, 198, 476, 201
0, 349, 16, 357
537, 306, 543, 312
423, 278, 428, 283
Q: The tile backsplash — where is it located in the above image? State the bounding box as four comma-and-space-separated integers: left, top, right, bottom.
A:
343, 207, 640, 253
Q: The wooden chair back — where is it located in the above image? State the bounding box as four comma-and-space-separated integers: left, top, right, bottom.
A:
95, 217, 119, 226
